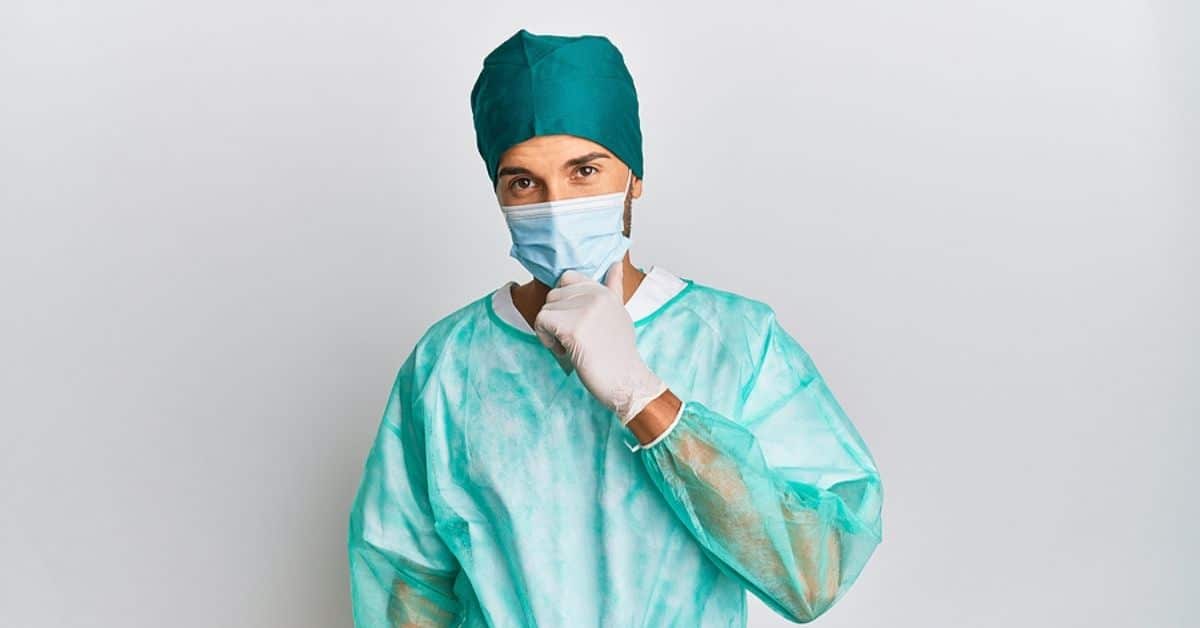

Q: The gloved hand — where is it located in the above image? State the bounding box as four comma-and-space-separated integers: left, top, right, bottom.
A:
533, 262, 668, 425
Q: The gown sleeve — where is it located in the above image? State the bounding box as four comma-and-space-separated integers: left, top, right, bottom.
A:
633, 310, 884, 623
348, 352, 462, 627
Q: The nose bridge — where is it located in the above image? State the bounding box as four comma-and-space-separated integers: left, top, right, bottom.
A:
542, 176, 566, 202
542, 171, 573, 201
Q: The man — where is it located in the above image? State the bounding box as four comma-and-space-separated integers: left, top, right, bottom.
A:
348, 28, 884, 627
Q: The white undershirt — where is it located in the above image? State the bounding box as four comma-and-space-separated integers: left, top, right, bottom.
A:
490, 265, 688, 335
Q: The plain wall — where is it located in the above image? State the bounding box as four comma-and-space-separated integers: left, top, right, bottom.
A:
2, 1, 1195, 626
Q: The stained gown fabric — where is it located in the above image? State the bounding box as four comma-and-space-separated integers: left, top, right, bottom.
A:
347, 272, 884, 627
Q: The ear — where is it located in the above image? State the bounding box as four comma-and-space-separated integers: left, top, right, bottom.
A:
603, 261, 624, 300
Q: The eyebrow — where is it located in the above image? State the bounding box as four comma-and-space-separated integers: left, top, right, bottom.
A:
496, 151, 612, 178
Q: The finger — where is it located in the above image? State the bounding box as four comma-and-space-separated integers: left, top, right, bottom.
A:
545, 282, 597, 304
538, 330, 567, 358
533, 323, 563, 355
603, 261, 624, 300
556, 269, 590, 288
533, 310, 564, 353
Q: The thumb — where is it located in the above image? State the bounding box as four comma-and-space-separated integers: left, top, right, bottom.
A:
556, 269, 588, 288
533, 311, 567, 357
603, 261, 624, 300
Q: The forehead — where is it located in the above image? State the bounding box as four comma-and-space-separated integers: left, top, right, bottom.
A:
497, 134, 608, 166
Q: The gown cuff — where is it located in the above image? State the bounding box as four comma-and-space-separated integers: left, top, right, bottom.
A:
622, 399, 687, 453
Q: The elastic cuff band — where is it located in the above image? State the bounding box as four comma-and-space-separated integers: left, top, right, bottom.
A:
624, 400, 686, 453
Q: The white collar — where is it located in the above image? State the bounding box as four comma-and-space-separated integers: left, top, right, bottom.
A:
490, 265, 688, 336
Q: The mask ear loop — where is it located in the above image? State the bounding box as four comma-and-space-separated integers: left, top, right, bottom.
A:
620, 167, 634, 243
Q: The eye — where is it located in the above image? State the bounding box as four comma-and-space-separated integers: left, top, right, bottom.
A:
578, 165, 598, 177
509, 177, 535, 191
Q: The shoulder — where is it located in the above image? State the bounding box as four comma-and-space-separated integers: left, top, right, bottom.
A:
411, 291, 491, 365
676, 276, 779, 334
392, 289, 493, 391
681, 277, 823, 386
674, 277, 812, 371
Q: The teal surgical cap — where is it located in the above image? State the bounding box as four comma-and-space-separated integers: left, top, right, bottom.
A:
470, 29, 644, 189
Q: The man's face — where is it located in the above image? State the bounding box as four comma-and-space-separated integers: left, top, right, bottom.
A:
495, 135, 642, 207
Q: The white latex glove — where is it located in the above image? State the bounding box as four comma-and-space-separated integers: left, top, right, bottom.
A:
533, 261, 668, 425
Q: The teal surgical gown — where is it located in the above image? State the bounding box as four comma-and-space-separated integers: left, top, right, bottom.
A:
347, 268, 884, 626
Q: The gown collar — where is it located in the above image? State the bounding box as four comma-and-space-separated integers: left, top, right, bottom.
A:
490, 265, 688, 336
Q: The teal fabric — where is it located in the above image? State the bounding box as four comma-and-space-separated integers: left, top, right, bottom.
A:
470, 29, 644, 189
347, 277, 885, 626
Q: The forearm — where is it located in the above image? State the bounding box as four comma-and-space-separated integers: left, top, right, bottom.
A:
387, 573, 459, 628
629, 397, 849, 621
668, 423, 841, 616
348, 538, 461, 628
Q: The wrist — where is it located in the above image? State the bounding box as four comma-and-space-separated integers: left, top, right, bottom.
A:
625, 389, 682, 446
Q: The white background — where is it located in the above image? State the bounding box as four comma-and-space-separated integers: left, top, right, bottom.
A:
2, 1, 1195, 626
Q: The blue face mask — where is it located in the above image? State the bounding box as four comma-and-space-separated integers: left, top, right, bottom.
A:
499, 168, 633, 288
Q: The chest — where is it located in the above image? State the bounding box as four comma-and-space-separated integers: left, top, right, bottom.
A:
421, 327, 751, 523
